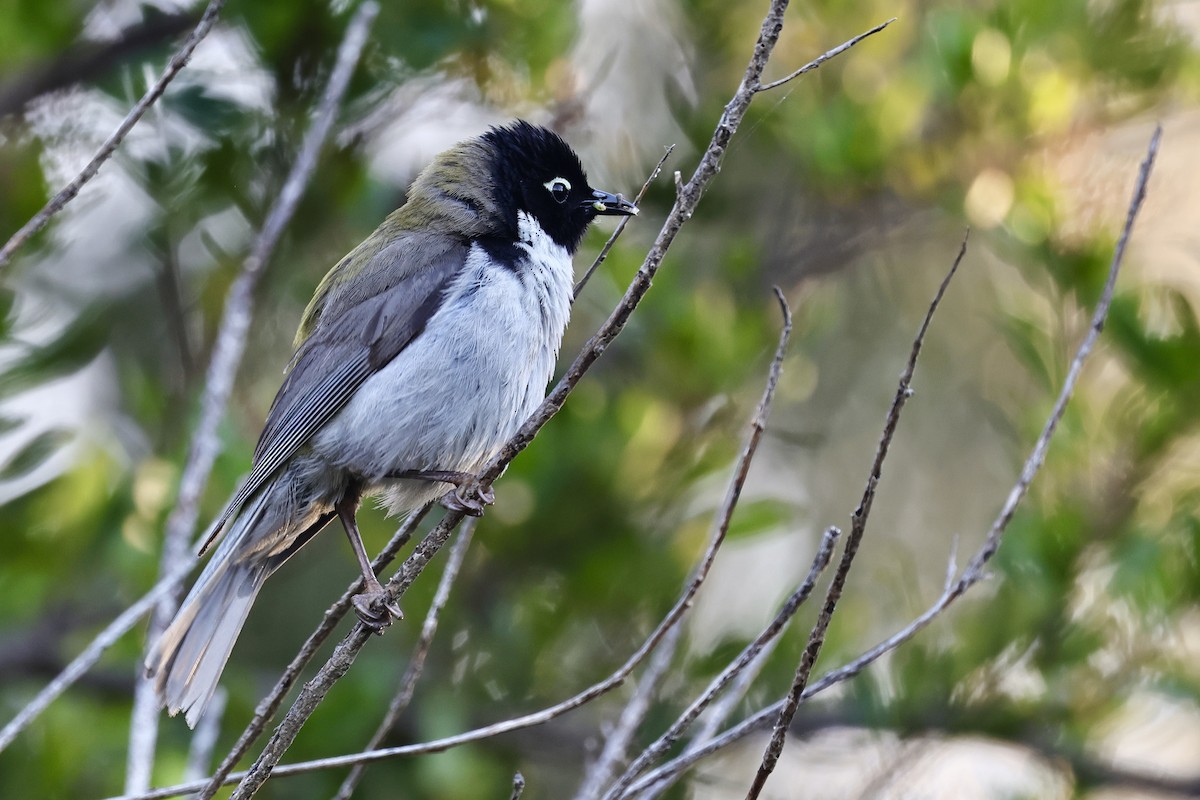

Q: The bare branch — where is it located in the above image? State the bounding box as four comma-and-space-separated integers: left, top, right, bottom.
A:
208, 1, 813, 794
605, 524, 841, 799
574, 624, 685, 800
0, 0, 226, 270
476, 0, 803, 487
109, 284, 795, 800
195, 507, 427, 800
574, 145, 675, 298
744, 232, 969, 799
124, 4, 380, 790
755, 18, 896, 93
958, 127, 1160, 583
332, 516, 478, 800
625, 125, 1163, 799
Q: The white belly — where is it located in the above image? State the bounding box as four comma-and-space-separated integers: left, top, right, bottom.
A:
311, 214, 573, 511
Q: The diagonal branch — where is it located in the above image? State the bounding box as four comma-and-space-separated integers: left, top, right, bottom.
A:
194, 507, 427, 800
0, 560, 190, 754
106, 286, 794, 800
625, 125, 1163, 799
477, 11, 899, 490
744, 232, 969, 799
123, 4, 380, 791
574, 145, 675, 299
573, 592, 686, 800
332, 515, 478, 800
603, 525, 841, 799
214, 1, 833, 794
755, 18, 895, 93
0, 0, 226, 271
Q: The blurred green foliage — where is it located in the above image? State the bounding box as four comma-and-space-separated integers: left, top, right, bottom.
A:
1, 0, 1198, 798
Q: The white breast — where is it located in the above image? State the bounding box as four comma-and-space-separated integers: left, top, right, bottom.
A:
313, 211, 574, 512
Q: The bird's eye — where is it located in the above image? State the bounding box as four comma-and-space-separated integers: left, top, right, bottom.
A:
543, 177, 571, 203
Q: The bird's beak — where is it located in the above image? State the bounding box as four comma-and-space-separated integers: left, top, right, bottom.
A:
586, 189, 638, 217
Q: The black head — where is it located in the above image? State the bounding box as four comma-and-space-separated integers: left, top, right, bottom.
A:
482, 121, 636, 253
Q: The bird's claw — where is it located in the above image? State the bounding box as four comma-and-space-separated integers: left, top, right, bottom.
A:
439, 479, 495, 517
351, 581, 403, 633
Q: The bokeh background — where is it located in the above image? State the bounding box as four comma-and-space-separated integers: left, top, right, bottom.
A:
1, 0, 1198, 798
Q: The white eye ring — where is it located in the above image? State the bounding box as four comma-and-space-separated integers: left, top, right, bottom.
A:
544, 177, 571, 203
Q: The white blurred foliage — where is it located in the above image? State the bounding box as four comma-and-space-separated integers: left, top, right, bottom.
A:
565, 0, 695, 185
698, 731, 1072, 800
1, 21, 272, 498
356, 0, 694, 190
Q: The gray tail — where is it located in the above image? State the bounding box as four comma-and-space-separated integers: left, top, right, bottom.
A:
145, 538, 271, 729
146, 482, 336, 728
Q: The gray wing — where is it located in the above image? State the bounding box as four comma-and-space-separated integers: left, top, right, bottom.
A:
199, 238, 469, 554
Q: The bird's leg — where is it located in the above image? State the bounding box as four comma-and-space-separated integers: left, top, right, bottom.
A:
389, 469, 495, 517
335, 495, 403, 631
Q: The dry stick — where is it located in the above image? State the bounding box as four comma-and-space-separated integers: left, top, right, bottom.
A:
193, 507, 428, 800
486, 14, 892, 492
624, 552, 962, 798
332, 516, 479, 800
754, 18, 896, 93
221, 509, 464, 799
630, 529, 840, 800
112, 288, 794, 800
122, 4, 380, 791
0, 0, 225, 270
216, 1, 827, 794
196, 11, 887, 798
574, 621, 685, 800
226, 289, 792, 800
743, 232, 970, 800
628, 125, 1164, 799
574, 145, 675, 299
604, 525, 842, 800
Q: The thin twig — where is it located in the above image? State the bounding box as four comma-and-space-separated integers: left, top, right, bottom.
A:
223, 506, 465, 799
744, 232, 969, 800
110, 284, 795, 800
213, 1, 815, 794
574, 145, 675, 298
123, 4, 379, 790
195, 507, 427, 800
574, 624, 685, 800
957, 129, 1159, 582
626, 125, 1163, 799
755, 18, 896, 93
0, 0, 226, 270
332, 516, 478, 800
605, 525, 841, 799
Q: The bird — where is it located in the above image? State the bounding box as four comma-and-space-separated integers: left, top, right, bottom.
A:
146, 120, 637, 727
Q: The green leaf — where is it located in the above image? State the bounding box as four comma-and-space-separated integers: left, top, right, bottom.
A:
0, 428, 71, 480
0, 309, 107, 400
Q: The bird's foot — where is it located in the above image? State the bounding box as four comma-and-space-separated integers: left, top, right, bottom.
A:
351, 577, 403, 634
390, 469, 495, 517
439, 478, 495, 517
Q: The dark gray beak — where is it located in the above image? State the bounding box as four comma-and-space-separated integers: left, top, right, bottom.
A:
586, 189, 638, 217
